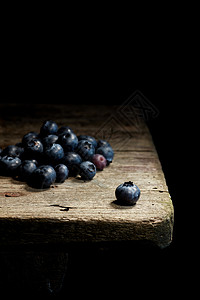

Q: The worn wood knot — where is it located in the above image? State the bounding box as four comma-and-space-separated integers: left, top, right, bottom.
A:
3, 192, 22, 197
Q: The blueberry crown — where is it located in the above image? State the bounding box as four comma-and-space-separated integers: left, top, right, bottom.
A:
123, 181, 134, 187
83, 141, 92, 149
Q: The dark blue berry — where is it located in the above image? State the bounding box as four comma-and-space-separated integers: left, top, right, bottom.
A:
115, 181, 140, 205
58, 132, 78, 152
78, 135, 97, 148
18, 160, 37, 181
43, 143, 64, 164
54, 164, 69, 183
97, 140, 111, 148
0, 155, 21, 176
62, 152, 82, 176
76, 140, 95, 161
96, 146, 114, 165
40, 120, 58, 137
28, 159, 39, 166
1, 145, 24, 158
29, 165, 56, 189
78, 161, 96, 180
22, 132, 39, 146
24, 138, 43, 159
57, 126, 73, 135
42, 135, 58, 147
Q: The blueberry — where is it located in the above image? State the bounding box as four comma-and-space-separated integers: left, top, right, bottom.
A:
97, 139, 111, 148
92, 154, 107, 171
0, 155, 21, 176
54, 164, 69, 183
78, 135, 97, 148
78, 161, 96, 180
1, 145, 24, 158
76, 140, 95, 161
22, 132, 39, 146
58, 132, 78, 152
40, 120, 58, 137
27, 159, 39, 166
24, 138, 43, 159
28, 165, 56, 189
18, 160, 37, 181
42, 135, 58, 147
57, 126, 73, 135
43, 143, 64, 164
62, 152, 82, 176
115, 181, 141, 206
96, 146, 114, 165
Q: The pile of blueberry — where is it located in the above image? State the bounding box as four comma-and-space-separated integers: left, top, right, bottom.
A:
0, 120, 114, 189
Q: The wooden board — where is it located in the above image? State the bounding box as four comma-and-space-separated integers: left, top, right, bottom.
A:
0, 104, 174, 248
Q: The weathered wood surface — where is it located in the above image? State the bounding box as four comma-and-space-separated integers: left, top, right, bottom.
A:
0, 104, 174, 248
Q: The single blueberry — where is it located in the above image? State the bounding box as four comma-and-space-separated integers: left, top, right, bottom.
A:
24, 138, 43, 160
0, 155, 21, 176
115, 181, 141, 206
58, 132, 78, 152
22, 132, 39, 146
28, 165, 56, 189
1, 145, 24, 158
57, 126, 73, 135
76, 140, 95, 161
43, 143, 64, 164
62, 152, 82, 176
97, 139, 111, 148
40, 120, 58, 137
54, 164, 69, 183
78, 135, 97, 148
42, 135, 58, 147
92, 154, 107, 171
78, 161, 96, 180
27, 159, 38, 166
18, 160, 37, 181
96, 145, 114, 165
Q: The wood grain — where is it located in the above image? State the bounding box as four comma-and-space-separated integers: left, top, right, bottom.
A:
0, 104, 174, 248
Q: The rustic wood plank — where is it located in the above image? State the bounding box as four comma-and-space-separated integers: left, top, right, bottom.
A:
0, 104, 174, 248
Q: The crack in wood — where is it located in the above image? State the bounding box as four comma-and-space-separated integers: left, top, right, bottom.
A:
49, 204, 76, 212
